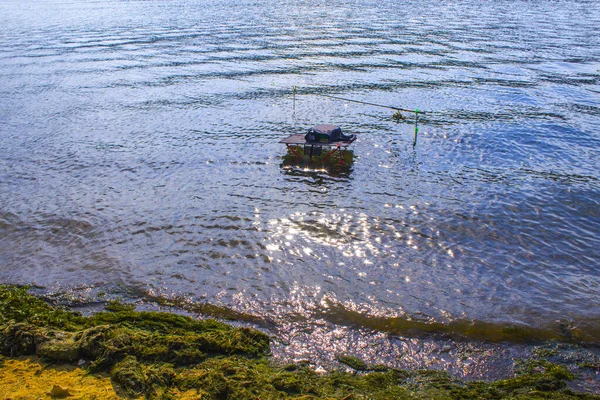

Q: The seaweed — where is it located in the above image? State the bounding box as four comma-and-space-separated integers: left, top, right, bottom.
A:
0, 285, 86, 330
1, 285, 599, 400
0, 285, 270, 369
335, 354, 370, 371
111, 355, 175, 398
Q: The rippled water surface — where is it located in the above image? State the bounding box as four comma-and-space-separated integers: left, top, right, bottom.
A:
1, 0, 600, 361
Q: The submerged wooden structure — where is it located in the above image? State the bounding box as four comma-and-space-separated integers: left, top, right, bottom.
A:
280, 133, 356, 164
280, 124, 357, 167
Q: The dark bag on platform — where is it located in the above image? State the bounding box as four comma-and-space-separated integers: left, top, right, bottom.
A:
305, 124, 354, 143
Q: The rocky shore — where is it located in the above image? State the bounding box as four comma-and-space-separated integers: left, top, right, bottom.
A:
1, 285, 598, 399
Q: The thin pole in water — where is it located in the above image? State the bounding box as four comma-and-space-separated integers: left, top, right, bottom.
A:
292, 86, 297, 113
413, 109, 419, 147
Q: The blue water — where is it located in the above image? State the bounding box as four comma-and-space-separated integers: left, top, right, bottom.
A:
1, 0, 599, 373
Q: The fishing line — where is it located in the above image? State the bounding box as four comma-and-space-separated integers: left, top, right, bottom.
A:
279, 84, 425, 147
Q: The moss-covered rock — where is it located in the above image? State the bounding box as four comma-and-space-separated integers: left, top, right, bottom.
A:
36, 329, 80, 362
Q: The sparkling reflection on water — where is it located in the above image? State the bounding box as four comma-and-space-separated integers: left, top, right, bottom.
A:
1, 0, 600, 373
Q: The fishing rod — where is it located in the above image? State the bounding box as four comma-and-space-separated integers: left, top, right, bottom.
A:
315, 93, 421, 114
288, 85, 424, 147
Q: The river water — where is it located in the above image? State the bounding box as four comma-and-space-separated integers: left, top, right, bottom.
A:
1, 0, 599, 378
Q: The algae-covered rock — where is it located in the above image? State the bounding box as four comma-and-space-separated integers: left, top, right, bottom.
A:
0, 285, 270, 368
2, 285, 599, 400
111, 356, 146, 396
0, 322, 84, 362
0, 286, 270, 355
37, 330, 80, 362
175, 356, 281, 399
73, 325, 113, 359
49, 384, 70, 398
0, 322, 37, 356
77, 323, 267, 370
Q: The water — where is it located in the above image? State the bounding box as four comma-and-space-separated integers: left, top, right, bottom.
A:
1, 0, 600, 376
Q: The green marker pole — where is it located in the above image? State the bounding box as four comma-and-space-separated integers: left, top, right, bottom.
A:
413, 109, 419, 147
292, 86, 297, 113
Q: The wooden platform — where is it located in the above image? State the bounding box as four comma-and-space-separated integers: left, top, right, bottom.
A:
279, 134, 356, 148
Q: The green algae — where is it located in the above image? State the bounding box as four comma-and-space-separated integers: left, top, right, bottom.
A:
321, 302, 577, 343
0, 285, 270, 370
336, 354, 370, 371
1, 284, 599, 400
175, 357, 413, 399
104, 299, 136, 313
0, 284, 86, 330
111, 355, 175, 398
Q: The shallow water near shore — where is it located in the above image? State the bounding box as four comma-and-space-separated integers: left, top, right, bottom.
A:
1, 0, 599, 380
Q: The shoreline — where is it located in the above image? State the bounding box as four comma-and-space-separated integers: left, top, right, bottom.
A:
1, 285, 599, 399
